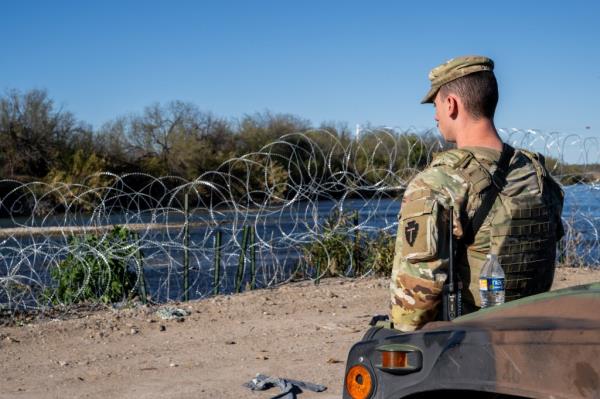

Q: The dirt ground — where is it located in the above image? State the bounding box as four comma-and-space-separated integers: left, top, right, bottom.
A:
1, 267, 599, 399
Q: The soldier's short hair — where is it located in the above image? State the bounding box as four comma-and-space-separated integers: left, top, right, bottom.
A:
439, 71, 498, 120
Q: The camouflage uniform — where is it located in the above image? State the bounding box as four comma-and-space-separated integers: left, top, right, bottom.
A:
391, 56, 564, 331
390, 146, 564, 331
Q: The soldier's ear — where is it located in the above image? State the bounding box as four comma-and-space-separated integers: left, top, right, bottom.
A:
446, 94, 459, 119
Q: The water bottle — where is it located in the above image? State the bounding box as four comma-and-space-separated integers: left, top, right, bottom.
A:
479, 254, 505, 308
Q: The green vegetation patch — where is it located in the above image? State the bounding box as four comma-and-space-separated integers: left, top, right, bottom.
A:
303, 210, 397, 279
44, 226, 145, 305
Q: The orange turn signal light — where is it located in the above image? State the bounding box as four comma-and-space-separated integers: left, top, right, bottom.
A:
376, 344, 422, 374
382, 350, 407, 369
345, 364, 373, 399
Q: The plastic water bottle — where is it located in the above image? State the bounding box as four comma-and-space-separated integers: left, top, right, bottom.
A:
479, 254, 505, 308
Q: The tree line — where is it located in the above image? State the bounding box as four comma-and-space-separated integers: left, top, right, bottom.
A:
0, 89, 315, 180
0, 89, 441, 214
0, 89, 595, 215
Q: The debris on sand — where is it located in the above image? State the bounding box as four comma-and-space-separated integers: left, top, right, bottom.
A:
156, 307, 190, 320
243, 373, 326, 398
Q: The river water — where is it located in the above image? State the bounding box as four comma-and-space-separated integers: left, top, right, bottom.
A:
1, 184, 598, 304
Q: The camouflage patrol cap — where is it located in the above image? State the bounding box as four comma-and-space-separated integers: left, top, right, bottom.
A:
421, 55, 494, 104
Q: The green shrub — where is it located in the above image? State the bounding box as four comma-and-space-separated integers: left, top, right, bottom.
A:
303, 210, 351, 277
303, 210, 370, 277
363, 230, 396, 276
46, 226, 144, 305
303, 210, 397, 279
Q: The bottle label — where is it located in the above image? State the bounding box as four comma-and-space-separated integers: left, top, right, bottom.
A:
479, 278, 504, 292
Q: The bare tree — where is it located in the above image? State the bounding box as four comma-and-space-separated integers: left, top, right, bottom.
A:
0, 89, 84, 178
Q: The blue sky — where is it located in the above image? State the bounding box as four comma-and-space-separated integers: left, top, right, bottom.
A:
1, 0, 599, 140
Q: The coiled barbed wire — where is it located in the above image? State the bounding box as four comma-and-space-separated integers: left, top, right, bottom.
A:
0, 128, 598, 313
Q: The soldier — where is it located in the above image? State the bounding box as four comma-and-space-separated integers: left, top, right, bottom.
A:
390, 56, 564, 331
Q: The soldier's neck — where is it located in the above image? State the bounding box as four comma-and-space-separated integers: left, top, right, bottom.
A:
454, 118, 503, 151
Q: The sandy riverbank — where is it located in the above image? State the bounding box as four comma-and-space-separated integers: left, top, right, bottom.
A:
1, 266, 599, 399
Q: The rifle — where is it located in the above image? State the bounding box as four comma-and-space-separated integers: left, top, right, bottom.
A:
442, 206, 462, 321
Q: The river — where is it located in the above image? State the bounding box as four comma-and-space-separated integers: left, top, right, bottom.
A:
1, 184, 598, 305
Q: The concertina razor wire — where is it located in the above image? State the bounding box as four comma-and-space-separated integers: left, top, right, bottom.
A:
0, 128, 598, 313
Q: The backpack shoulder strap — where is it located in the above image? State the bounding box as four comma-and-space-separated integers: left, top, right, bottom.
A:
463, 143, 515, 244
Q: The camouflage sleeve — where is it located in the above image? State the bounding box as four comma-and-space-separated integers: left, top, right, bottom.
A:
390, 165, 467, 331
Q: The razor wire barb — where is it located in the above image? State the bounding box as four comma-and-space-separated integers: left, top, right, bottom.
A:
0, 128, 599, 314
